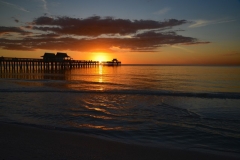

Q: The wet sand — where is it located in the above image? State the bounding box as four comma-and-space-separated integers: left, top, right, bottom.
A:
0, 122, 239, 160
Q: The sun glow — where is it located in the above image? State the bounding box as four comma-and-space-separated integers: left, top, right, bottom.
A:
96, 55, 105, 63
93, 52, 110, 63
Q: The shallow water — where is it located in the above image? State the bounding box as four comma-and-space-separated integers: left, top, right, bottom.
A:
0, 65, 240, 154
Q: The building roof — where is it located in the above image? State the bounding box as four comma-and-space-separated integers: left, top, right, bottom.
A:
56, 52, 69, 57
41, 53, 56, 57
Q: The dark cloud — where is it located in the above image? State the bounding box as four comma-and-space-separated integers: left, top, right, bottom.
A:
0, 16, 210, 52
12, 17, 19, 23
0, 26, 29, 35
32, 33, 60, 38
0, 31, 207, 52
32, 16, 187, 36
182, 41, 211, 45
24, 25, 33, 29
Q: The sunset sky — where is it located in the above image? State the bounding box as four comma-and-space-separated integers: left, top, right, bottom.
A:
0, 0, 240, 65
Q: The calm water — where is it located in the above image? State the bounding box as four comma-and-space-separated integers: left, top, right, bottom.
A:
0, 65, 240, 154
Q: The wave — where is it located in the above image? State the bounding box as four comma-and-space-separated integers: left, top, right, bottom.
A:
1, 87, 240, 99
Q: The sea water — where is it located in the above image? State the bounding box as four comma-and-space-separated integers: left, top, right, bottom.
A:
0, 65, 240, 154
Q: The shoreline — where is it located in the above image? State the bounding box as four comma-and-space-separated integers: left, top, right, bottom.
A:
1, 122, 239, 160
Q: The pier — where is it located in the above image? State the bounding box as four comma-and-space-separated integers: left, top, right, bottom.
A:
0, 57, 99, 71
0, 53, 121, 71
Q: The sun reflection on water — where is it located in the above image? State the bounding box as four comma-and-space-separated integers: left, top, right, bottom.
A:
98, 65, 103, 83
67, 122, 123, 131
97, 65, 104, 90
79, 124, 123, 131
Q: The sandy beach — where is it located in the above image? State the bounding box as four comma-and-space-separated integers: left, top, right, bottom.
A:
0, 122, 239, 160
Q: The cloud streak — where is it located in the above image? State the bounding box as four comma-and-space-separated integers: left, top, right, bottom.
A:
0, 16, 209, 52
41, 0, 48, 12
154, 7, 171, 15
171, 45, 195, 53
189, 19, 236, 28
0, 0, 29, 12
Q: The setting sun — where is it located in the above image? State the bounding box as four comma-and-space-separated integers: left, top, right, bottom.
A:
93, 52, 110, 63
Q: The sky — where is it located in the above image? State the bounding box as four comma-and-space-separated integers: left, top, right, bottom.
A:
0, 0, 240, 65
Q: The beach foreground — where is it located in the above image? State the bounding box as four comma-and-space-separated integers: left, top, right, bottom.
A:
0, 123, 239, 160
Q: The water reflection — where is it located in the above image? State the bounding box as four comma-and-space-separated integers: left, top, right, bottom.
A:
1, 66, 239, 93
67, 121, 123, 131
0, 69, 72, 80
98, 65, 103, 90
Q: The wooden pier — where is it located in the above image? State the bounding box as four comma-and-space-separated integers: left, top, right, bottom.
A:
0, 53, 121, 71
0, 54, 121, 71
0, 57, 99, 71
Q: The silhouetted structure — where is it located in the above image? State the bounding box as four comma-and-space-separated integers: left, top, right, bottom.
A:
55, 52, 71, 61
41, 52, 71, 62
0, 53, 121, 71
102, 58, 121, 66
41, 53, 56, 61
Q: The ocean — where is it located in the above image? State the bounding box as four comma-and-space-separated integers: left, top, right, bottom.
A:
0, 65, 240, 155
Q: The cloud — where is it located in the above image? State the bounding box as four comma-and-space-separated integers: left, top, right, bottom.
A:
0, 16, 209, 52
171, 45, 195, 53
30, 33, 60, 38
31, 16, 187, 36
0, 0, 29, 12
189, 19, 236, 28
154, 7, 171, 15
0, 26, 30, 35
0, 31, 206, 52
41, 0, 48, 12
12, 17, 19, 23
189, 20, 210, 28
